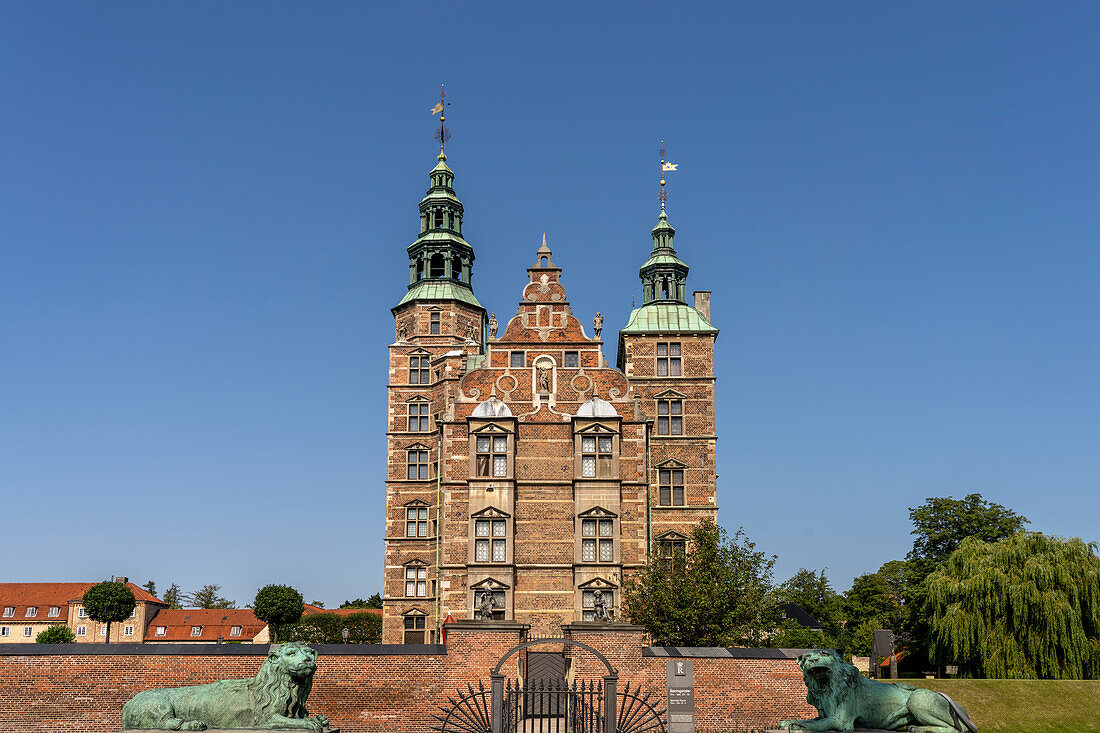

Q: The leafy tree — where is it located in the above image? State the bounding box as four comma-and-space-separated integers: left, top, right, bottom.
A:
340, 593, 382, 609
162, 583, 183, 609
36, 624, 76, 643
184, 584, 236, 609
926, 533, 1100, 679
142, 581, 157, 599
622, 519, 778, 646
908, 493, 1029, 573
279, 612, 382, 644
309, 600, 325, 609
253, 584, 304, 643
776, 568, 843, 635
765, 619, 828, 650
82, 581, 136, 643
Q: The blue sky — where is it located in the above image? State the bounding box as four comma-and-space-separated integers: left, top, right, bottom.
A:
1, 2, 1097, 608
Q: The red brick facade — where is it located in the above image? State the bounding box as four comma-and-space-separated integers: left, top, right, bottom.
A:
384, 236, 718, 643
0, 626, 813, 733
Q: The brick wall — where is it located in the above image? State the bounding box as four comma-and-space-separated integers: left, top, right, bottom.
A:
0, 627, 813, 733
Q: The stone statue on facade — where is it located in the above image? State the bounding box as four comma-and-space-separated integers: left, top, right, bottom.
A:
121, 642, 330, 731
465, 320, 478, 343
593, 313, 603, 338
776, 649, 977, 732
488, 313, 498, 339
592, 589, 615, 623
477, 591, 497, 621
537, 366, 551, 393
397, 323, 409, 343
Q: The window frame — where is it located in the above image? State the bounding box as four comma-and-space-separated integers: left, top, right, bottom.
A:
408, 354, 430, 385
475, 435, 509, 478
47, 607, 60, 618
656, 342, 682, 377
25, 606, 37, 618
3, 607, 14, 618
403, 613, 427, 644
123, 625, 134, 637
230, 626, 242, 636
77, 608, 87, 618
405, 505, 429, 538
407, 400, 431, 432
405, 564, 429, 597
23, 626, 32, 637
430, 311, 441, 335
509, 351, 524, 368
473, 518, 508, 564
580, 586, 617, 622
155, 626, 166, 636
580, 434, 615, 478
76, 626, 87, 636
658, 466, 686, 506
406, 447, 430, 480
656, 397, 683, 435
190, 626, 202, 637
564, 351, 579, 368
580, 517, 615, 563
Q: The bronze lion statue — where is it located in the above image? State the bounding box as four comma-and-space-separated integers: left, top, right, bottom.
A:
777, 649, 977, 732
122, 642, 330, 730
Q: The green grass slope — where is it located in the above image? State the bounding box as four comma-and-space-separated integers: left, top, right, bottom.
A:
888, 679, 1100, 733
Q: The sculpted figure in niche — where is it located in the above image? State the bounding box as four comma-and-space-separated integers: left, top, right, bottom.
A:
592, 590, 614, 623
593, 312, 603, 338
537, 366, 551, 393
477, 591, 497, 621
488, 313, 498, 339
121, 642, 329, 731
465, 320, 478, 342
397, 324, 409, 342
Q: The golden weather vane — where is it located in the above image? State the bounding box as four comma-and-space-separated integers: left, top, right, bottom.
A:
431, 83, 451, 155
658, 140, 678, 213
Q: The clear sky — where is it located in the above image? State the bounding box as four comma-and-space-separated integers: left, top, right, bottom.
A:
2, 2, 1097, 608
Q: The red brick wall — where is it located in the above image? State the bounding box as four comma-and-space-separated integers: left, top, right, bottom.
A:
0, 628, 813, 733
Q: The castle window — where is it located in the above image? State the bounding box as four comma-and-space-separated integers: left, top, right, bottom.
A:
658, 468, 685, 506
582, 590, 614, 621
581, 436, 614, 478
407, 449, 429, 480
48, 607, 60, 617
405, 566, 427, 597
430, 312, 441, 334
230, 626, 241, 636
660, 538, 687, 557
403, 614, 426, 643
581, 518, 614, 563
409, 356, 430, 384
25, 607, 37, 618
657, 398, 683, 435
510, 351, 524, 368
408, 402, 431, 432
656, 342, 681, 376
564, 351, 579, 367
406, 506, 428, 537
476, 436, 508, 478
475, 519, 507, 563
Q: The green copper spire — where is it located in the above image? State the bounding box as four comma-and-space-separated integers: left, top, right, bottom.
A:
639, 209, 689, 303
399, 150, 483, 309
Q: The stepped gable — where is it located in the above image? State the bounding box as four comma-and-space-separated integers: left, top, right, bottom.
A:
457, 237, 632, 419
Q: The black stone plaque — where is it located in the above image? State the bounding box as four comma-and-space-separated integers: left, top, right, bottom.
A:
665, 658, 694, 733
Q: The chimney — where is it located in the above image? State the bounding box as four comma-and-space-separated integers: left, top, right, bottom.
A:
693, 291, 711, 322
114, 577, 128, 584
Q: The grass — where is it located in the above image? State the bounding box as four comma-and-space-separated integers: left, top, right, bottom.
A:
885, 678, 1100, 733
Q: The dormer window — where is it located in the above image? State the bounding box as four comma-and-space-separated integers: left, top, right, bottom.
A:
2, 607, 14, 618
25, 607, 37, 618
190, 626, 202, 637
47, 607, 60, 618
230, 626, 242, 636
155, 626, 166, 636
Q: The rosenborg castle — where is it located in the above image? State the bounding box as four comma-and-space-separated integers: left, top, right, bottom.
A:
382, 149, 719, 644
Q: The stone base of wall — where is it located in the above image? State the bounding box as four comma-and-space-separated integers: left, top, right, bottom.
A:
0, 627, 815, 733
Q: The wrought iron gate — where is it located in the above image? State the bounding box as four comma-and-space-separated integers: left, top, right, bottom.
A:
431, 638, 665, 733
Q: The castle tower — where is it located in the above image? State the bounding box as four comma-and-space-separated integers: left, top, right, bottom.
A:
617, 189, 719, 557
383, 149, 487, 644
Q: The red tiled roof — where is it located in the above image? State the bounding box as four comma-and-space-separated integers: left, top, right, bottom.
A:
0, 582, 162, 620
145, 608, 266, 642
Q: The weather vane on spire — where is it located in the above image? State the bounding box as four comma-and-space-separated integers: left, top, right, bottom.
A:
431, 83, 451, 156
659, 140, 678, 213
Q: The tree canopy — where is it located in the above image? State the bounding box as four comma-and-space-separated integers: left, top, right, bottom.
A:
142, 580, 156, 599
35, 624, 76, 643
926, 532, 1100, 679
162, 583, 183, 609
341, 593, 382, 609
777, 568, 843, 634
908, 493, 1029, 572
622, 519, 777, 646
184, 584, 236, 609
253, 584, 304, 643
82, 581, 136, 641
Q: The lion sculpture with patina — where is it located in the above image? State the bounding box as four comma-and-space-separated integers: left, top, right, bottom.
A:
777, 649, 977, 733
122, 642, 330, 731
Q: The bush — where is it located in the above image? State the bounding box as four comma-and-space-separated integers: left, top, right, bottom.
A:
279, 612, 382, 644
82, 581, 136, 641
36, 624, 76, 643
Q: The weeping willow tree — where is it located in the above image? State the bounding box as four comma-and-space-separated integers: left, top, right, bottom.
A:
926, 532, 1100, 679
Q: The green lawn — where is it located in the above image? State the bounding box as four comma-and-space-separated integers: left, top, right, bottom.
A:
885, 679, 1100, 733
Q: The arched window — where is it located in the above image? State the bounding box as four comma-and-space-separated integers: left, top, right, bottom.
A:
661, 279, 670, 299
453, 256, 463, 281
429, 254, 445, 278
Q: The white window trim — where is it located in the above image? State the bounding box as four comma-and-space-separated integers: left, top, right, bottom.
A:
190, 626, 202, 636
155, 626, 166, 636
47, 607, 60, 618
77, 608, 87, 618
25, 607, 38, 618
0, 627, 9, 636
76, 626, 87, 636
123, 625, 134, 636
2, 607, 14, 617
23, 626, 33, 637
230, 626, 242, 636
